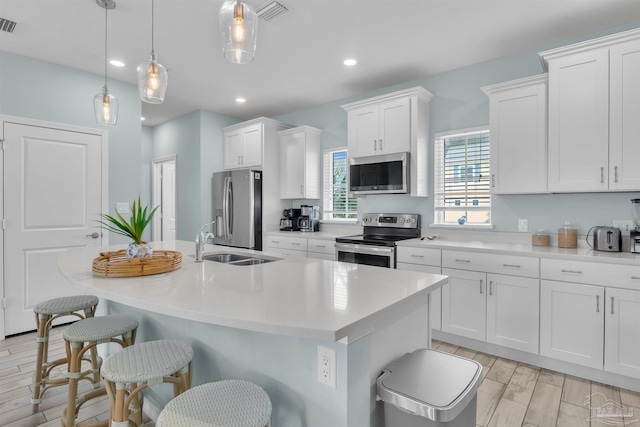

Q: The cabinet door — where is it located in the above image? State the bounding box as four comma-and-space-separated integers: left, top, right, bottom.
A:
609, 39, 640, 191
348, 105, 379, 157
397, 263, 442, 331
223, 130, 243, 169
241, 124, 263, 168
441, 268, 486, 341
280, 132, 305, 198
547, 48, 609, 192
489, 80, 547, 194
604, 287, 640, 379
486, 274, 539, 353
540, 280, 604, 369
378, 97, 411, 154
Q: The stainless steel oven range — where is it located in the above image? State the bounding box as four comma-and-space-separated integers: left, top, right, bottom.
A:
335, 213, 420, 268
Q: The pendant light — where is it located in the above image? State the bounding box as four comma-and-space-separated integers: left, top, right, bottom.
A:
93, 0, 118, 126
219, 0, 258, 64
137, 0, 168, 103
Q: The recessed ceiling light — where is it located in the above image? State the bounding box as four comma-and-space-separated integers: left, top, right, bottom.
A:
343, 58, 357, 67
140, 117, 146, 121
235, 98, 247, 103
110, 59, 125, 67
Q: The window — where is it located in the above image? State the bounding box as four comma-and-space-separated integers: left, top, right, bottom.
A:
323, 147, 357, 220
434, 127, 491, 226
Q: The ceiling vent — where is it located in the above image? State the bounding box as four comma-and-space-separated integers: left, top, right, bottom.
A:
0, 18, 17, 34
256, 1, 289, 21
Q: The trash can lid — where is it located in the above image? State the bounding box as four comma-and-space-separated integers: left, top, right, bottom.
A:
376, 349, 483, 422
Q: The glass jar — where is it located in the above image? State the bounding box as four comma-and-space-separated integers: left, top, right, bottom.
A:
532, 229, 550, 246
557, 222, 578, 248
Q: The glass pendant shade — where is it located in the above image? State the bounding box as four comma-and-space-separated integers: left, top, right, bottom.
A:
93, 87, 119, 126
137, 53, 168, 103
219, 0, 258, 64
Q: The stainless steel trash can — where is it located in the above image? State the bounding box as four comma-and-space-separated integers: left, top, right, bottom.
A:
376, 349, 483, 427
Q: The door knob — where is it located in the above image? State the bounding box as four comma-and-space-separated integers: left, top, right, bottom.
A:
85, 232, 100, 239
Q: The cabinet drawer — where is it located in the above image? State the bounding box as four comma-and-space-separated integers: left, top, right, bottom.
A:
307, 238, 335, 255
541, 258, 640, 289
442, 250, 539, 278
397, 246, 441, 267
264, 235, 308, 251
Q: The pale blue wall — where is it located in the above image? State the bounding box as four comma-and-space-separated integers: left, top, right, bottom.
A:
275, 23, 640, 235
0, 51, 142, 244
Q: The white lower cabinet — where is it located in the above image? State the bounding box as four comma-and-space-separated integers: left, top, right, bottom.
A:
540, 280, 605, 369
306, 238, 335, 261
604, 287, 640, 379
486, 274, 539, 353
442, 268, 486, 341
265, 235, 307, 257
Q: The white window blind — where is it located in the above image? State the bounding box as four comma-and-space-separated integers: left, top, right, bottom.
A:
323, 147, 357, 220
434, 127, 491, 225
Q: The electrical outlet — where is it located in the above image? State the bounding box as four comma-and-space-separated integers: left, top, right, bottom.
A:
518, 219, 528, 232
613, 220, 634, 233
117, 202, 130, 214
317, 345, 336, 389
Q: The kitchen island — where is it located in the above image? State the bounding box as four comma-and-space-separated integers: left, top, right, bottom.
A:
58, 240, 447, 427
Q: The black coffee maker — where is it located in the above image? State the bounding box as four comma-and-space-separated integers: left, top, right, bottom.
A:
280, 208, 301, 231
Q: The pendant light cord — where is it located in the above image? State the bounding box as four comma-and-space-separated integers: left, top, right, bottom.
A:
151, 0, 155, 56
103, 5, 108, 89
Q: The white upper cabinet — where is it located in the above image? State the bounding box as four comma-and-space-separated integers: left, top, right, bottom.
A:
540, 28, 640, 192
609, 38, 640, 190
342, 87, 433, 197
223, 123, 263, 169
482, 74, 548, 194
279, 126, 322, 199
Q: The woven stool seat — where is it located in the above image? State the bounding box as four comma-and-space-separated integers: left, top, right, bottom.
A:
156, 380, 272, 427
34, 295, 99, 315
102, 340, 193, 384
31, 295, 100, 412
63, 314, 139, 343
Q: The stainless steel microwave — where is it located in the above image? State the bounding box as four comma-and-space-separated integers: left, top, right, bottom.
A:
349, 152, 409, 195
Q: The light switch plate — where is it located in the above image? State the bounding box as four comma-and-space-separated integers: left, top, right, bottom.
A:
518, 219, 528, 232
117, 202, 130, 214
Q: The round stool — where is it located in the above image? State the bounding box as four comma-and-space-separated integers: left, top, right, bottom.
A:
102, 340, 193, 427
32, 295, 100, 411
156, 380, 272, 427
62, 314, 139, 427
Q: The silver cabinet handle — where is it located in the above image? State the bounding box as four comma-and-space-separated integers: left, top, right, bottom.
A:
600, 167, 604, 184
291, 242, 301, 246
300, 184, 304, 195
631, 276, 640, 280
491, 174, 495, 188
410, 254, 425, 258
611, 296, 614, 315
503, 264, 521, 269
373, 140, 377, 152
85, 232, 100, 239
614, 166, 618, 183
489, 281, 493, 295
561, 269, 583, 274
596, 295, 600, 313
379, 139, 383, 151
480, 279, 483, 294
272, 240, 280, 244
455, 259, 471, 263
314, 245, 326, 249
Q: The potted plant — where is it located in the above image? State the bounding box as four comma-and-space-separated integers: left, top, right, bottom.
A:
98, 197, 159, 259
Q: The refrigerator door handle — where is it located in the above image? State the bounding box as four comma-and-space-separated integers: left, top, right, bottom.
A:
228, 180, 234, 238
222, 176, 230, 240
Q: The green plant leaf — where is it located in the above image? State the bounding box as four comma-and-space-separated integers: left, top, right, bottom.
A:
96, 197, 158, 243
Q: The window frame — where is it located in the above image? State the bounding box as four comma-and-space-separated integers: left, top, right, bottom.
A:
322, 146, 358, 222
433, 126, 492, 227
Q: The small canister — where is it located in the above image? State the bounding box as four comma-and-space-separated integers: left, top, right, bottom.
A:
532, 230, 550, 246
558, 222, 578, 248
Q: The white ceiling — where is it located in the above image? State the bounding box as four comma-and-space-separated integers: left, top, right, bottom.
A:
1, 0, 639, 126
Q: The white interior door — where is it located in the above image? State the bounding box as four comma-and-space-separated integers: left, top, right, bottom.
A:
3, 120, 105, 336
161, 162, 176, 240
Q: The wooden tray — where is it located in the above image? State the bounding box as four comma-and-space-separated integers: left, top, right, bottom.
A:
92, 250, 182, 277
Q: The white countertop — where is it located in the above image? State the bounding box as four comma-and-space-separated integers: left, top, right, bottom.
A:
397, 238, 640, 266
58, 240, 447, 342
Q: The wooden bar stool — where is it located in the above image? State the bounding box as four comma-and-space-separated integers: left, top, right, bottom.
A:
101, 340, 193, 427
156, 380, 272, 427
62, 314, 139, 427
31, 295, 100, 412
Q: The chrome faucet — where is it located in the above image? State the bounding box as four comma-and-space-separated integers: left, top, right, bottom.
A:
195, 221, 215, 262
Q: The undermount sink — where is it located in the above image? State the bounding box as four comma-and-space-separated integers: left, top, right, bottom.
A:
195, 252, 281, 266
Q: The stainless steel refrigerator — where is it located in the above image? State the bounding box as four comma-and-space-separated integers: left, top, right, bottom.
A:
212, 169, 262, 250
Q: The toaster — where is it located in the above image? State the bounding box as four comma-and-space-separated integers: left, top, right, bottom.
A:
593, 226, 622, 252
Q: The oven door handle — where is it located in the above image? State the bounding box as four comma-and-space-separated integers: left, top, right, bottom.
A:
335, 243, 395, 256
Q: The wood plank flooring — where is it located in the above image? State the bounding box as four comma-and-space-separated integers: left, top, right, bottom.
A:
1, 327, 639, 426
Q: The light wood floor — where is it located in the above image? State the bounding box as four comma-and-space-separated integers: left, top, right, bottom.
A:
1, 327, 639, 426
